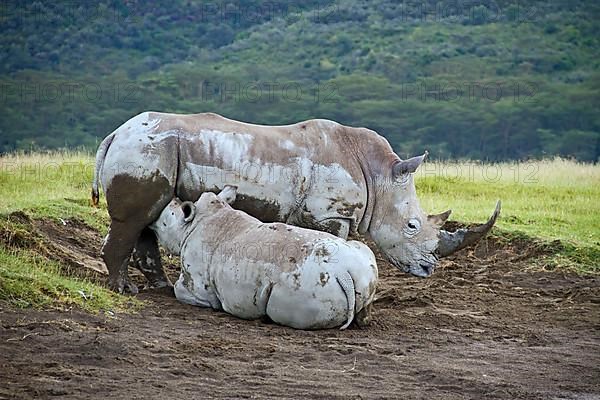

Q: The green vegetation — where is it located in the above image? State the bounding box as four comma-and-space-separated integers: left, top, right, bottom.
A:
0, 151, 107, 230
416, 159, 600, 247
0, 247, 136, 311
1, 0, 599, 161
0, 153, 597, 313
1, 1, 597, 313
415, 158, 600, 272
0, 152, 137, 312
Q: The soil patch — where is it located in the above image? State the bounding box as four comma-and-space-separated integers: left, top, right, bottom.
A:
1, 212, 107, 278
0, 214, 599, 399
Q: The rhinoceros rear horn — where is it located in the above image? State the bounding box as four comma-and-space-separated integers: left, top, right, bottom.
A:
428, 209, 452, 227
437, 200, 501, 257
392, 151, 429, 178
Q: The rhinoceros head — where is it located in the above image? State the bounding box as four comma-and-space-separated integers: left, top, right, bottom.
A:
150, 198, 194, 255
150, 186, 238, 255
368, 152, 500, 277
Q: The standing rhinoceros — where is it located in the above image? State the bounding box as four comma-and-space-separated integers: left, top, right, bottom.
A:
92, 112, 500, 293
149, 186, 378, 330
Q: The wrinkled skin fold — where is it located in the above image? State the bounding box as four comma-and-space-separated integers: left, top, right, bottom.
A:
92, 112, 501, 292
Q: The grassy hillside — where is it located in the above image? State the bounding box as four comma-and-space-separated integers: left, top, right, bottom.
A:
0, 152, 134, 312
0, 153, 598, 310
1, 0, 599, 160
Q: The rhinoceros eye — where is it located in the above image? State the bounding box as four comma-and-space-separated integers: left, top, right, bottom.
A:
404, 219, 421, 236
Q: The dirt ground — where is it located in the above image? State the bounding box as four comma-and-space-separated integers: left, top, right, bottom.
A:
0, 216, 599, 399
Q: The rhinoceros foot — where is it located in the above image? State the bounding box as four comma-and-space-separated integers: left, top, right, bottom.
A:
108, 274, 139, 295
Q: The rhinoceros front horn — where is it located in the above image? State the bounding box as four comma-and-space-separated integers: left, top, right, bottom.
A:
436, 200, 501, 257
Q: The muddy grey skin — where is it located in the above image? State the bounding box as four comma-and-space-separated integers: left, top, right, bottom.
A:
149, 186, 378, 330
92, 112, 500, 293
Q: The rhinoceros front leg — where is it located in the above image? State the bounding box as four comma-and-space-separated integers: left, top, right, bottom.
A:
289, 210, 353, 239
320, 217, 352, 239
131, 227, 172, 290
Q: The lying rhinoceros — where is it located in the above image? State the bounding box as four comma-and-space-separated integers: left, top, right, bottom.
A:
92, 112, 500, 293
149, 186, 378, 330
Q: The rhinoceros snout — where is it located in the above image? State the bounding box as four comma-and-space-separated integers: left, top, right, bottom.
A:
408, 262, 435, 278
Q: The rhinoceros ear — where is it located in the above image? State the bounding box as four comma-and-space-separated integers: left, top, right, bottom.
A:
182, 201, 196, 223
393, 151, 428, 180
217, 185, 238, 205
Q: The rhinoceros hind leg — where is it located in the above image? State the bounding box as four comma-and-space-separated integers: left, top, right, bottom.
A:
355, 303, 372, 327
103, 173, 173, 293
110, 264, 138, 295
102, 220, 144, 294
132, 227, 172, 290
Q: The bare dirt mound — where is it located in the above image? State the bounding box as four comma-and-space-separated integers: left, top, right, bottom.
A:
1, 211, 107, 278
1, 215, 599, 399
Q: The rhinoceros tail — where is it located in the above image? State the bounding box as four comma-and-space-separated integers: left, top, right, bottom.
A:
336, 271, 356, 330
91, 132, 115, 207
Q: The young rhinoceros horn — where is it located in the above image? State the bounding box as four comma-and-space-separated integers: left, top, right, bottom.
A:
437, 200, 501, 257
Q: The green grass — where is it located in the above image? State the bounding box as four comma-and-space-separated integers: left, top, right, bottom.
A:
0, 153, 598, 312
0, 151, 109, 231
0, 246, 136, 312
415, 158, 600, 272
0, 151, 133, 312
